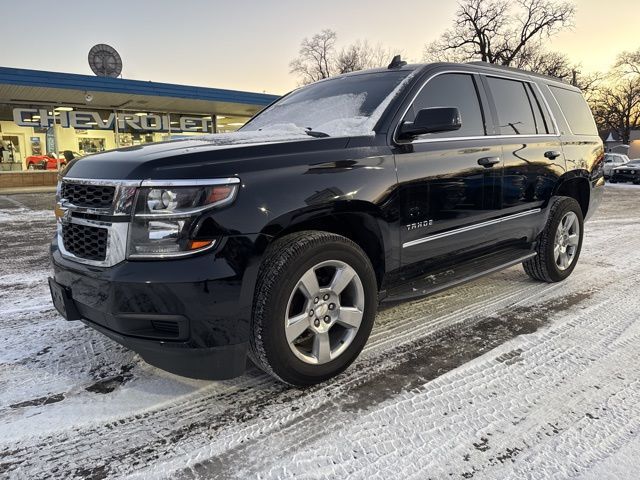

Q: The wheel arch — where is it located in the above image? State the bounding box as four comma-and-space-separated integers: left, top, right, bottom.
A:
552, 171, 591, 218
260, 202, 390, 289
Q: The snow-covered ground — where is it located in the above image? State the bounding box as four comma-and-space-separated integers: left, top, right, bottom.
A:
1, 185, 639, 479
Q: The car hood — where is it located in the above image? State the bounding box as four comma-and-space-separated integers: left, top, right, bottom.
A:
64, 127, 359, 180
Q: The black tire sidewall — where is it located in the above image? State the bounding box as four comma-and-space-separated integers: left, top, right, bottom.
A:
542, 198, 584, 282
259, 239, 377, 386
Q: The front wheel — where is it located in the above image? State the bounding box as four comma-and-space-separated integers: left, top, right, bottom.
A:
523, 197, 584, 283
249, 231, 378, 386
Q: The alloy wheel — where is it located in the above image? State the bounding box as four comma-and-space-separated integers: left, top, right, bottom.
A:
554, 211, 580, 271
284, 260, 365, 365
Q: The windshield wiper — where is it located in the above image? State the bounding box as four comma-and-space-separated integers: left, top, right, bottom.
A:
305, 128, 330, 138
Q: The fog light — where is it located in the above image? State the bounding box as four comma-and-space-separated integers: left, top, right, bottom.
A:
147, 220, 183, 240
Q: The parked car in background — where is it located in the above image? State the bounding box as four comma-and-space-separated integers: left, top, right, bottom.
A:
610, 159, 640, 184
26, 152, 80, 170
26, 153, 65, 170
603, 153, 629, 178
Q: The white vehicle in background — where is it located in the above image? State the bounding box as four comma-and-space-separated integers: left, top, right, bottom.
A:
603, 153, 630, 178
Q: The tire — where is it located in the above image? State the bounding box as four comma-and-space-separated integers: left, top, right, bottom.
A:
523, 197, 584, 283
609, 179, 617, 184
27, 164, 35, 170
249, 231, 378, 386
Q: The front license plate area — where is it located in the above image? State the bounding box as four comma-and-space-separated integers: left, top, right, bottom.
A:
48, 277, 81, 321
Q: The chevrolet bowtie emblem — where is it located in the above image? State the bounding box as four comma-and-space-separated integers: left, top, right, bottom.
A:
55, 205, 71, 225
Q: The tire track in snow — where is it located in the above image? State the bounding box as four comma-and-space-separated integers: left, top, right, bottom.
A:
2, 237, 638, 480
213, 274, 640, 480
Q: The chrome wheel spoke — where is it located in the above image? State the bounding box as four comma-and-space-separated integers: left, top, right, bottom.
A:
330, 265, 356, 295
312, 332, 331, 363
564, 213, 576, 231
337, 307, 363, 329
298, 269, 320, 299
560, 251, 569, 269
567, 233, 579, 246
286, 313, 309, 344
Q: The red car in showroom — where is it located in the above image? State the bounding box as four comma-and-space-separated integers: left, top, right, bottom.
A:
26, 152, 76, 170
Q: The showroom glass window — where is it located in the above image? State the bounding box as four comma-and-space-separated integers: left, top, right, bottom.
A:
485, 76, 549, 135
404, 73, 486, 138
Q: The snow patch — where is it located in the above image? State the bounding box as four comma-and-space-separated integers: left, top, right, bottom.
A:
197, 70, 418, 142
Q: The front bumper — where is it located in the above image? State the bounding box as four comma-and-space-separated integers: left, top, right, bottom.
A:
50, 233, 270, 380
611, 171, 640, 183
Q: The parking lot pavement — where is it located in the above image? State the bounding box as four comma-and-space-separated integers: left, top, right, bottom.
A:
1, 186, 640, 479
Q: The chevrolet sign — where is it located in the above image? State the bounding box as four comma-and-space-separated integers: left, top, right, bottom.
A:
13, 108, 212, 132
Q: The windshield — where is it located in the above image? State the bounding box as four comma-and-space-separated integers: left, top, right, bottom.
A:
242, 70, 413, 137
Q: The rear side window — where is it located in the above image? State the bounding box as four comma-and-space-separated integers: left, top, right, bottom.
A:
525, 84, 550, 134
486, 76, 546, 135
549, 86, 598, 135
405, 73, 485, 138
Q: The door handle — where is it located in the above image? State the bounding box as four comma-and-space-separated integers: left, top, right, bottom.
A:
544, 150, 562, 160
477, 156, 501, 168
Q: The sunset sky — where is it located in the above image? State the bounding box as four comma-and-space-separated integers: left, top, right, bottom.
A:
2, 0, 638, 95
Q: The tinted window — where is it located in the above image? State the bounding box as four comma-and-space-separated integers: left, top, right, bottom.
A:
607, 154, 629, 163
525, 84, 550, 134
486, 77, 539, 135
405, 73, 485, 138
549, 86, 598, 135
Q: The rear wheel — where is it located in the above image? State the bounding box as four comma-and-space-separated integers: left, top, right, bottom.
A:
523, 197, 584, 283
249, 231, 377, 386
27, 164, 35, 170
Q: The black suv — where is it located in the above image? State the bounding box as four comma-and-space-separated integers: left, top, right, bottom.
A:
49, 60, 604, 386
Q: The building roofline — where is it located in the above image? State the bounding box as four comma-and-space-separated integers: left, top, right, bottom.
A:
0, 66, 279, 106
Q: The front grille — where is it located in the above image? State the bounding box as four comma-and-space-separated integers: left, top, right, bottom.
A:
61, 182, 115, 209
62, 223, 108, 261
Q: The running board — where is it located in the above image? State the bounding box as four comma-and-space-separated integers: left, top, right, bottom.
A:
382, 248, 537, 303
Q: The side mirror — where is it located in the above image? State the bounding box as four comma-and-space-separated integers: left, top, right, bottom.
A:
398, 107, 462, 140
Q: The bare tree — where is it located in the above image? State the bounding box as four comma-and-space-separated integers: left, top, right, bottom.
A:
289, 29, 338, 85
290, 31, 399, 84
512, 44, 572, 77
511, 43, 603, 95
591, 78, 640, 144
336, 41, 398, 74
615, 48, 640, 76
424, 0, 575, 66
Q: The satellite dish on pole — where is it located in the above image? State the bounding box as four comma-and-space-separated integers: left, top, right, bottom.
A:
88, 44, 122, 78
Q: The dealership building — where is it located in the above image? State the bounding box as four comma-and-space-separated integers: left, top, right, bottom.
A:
0, 66, 278, 185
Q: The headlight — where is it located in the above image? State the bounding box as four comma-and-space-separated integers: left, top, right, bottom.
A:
128, 178, 240, 258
